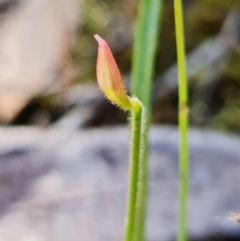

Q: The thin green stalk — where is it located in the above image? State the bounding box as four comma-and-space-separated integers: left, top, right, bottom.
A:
174, 1, 189, 241
125, 97, 147, 241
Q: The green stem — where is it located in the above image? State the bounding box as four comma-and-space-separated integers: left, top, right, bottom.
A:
130, 0, 162, 238
134, 105, 147, 241
124, 97, 147, 241
174, 1, 189, 241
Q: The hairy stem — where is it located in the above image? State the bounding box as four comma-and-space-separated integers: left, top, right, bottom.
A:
124, 97, 147, 241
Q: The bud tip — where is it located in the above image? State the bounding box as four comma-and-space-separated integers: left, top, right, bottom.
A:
94, 34, 106, 47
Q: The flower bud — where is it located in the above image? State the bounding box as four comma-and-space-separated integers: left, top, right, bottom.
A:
94, 34, 132, 110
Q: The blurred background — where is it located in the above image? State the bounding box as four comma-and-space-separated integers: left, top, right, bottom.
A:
0, 1, 240, 241
0, 0, 239, 133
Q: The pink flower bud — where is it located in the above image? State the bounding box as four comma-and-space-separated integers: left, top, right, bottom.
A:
94, 35, 132, 110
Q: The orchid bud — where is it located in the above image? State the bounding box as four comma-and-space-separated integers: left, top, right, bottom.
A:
94, 34, 132, 110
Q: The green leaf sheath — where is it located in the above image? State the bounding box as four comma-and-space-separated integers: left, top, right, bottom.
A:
178, 109, 189, 241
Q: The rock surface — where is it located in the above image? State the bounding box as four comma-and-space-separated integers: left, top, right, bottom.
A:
0, 126, 240, 241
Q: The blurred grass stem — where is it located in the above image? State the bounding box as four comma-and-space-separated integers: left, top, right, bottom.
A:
174, 1, 189, 241
132, 0, 163, 115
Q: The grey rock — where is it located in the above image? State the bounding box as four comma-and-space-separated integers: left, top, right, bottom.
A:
0, 126, 239, 241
